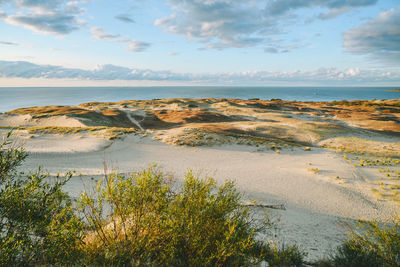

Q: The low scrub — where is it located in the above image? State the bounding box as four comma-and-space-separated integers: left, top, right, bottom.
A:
79, 168, 305, 266
331, 217, 400, 267
0, 132, 304, 266
0, 132, 83, 266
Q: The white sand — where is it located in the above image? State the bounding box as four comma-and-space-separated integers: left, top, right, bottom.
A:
7, 132, 397, 261
0, 113, 86, 127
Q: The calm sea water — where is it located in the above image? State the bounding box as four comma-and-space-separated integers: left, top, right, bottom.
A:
0, 86, 399, 112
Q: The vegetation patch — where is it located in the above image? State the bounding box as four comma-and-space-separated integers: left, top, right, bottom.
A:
0, 134, 305, 266
320, 137, 400, 157
17, 126, 139, 140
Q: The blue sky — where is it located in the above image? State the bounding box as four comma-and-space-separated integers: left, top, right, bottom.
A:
0, 0, 399, 86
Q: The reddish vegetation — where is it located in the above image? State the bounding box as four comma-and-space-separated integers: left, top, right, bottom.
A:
152, 110, 234, 124
6, 98, 400, 136
8, 106, 91, 116
8, 106, 135, 128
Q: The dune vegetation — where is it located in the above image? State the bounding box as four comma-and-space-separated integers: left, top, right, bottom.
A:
1, 132, 399, 266
2, 98, 399, 149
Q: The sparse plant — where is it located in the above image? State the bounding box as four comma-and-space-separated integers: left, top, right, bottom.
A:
308, 167, 320, 174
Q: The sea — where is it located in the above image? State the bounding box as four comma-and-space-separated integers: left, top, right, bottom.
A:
0, 86, 399, 112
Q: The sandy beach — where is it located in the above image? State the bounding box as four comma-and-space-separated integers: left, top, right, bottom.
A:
1, 98, 399, 261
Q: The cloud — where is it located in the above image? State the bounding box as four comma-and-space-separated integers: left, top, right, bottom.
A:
90, 27, 151, 52
155, 0, 377, 50
266, 0, 377, 17
155, 1, 270, 49
0, 60, 399, 84
5, 13, 80, 34
343, 6, 400, 64
168, 52, 179, 56
90, 27, 120, 41
0, 0, 84, 35
13, 0, 65, 11
115, 14, 135, 24
127, 40, 151, 52
0, 40, 18, 46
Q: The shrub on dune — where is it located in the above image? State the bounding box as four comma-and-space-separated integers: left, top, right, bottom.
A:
79, 168, 305, 266
0, 133, 83, 266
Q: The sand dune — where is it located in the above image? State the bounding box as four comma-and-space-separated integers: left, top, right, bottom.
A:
1, 98, 399, 260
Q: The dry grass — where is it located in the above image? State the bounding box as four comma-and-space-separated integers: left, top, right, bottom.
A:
16, 126, 139, 140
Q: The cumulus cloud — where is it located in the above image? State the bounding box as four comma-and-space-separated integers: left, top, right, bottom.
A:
155, 1, 270, 49
0, 60, 399, 84
90, 27, 151, 52
115, 14, 135, 24
155, 0, 378, 50
343, 6, 400, 64
0, 0, 84, 34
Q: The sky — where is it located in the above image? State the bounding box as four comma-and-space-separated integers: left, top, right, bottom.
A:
0, 0, 399, 86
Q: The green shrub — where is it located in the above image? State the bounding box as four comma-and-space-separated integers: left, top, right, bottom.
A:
264, 244, 306, 267
0, 132, 83, 266
0, 132, 305, 266
79, 168, 305, 266
330, 217, 400, 267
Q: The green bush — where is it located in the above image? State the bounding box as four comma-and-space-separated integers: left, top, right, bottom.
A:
0, 132, 305, 266
79, 168, 305, 266
330, 217, 400, 267
0, 132, 83, 266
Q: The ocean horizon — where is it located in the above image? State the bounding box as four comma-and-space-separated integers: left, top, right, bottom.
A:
0, 86, 399, 112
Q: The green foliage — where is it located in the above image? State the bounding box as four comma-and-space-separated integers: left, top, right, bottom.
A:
263, 244, 306, 267
0, 132, 83, 266
0, 131, 27, 183
330, 217, 400, 267
0, 132, 305, 266
79, 167, 304, 266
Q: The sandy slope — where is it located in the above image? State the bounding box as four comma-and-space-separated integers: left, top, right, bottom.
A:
10, 132, 397, 261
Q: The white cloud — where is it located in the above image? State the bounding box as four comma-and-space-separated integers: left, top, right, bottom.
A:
6, 13, 80, 34
343, 6, 400, 64
0, 60, 399, 84
90, 27, 151, 53
90, 27, 120, 41
155, 0, 378, 51
0, 0, 85, 35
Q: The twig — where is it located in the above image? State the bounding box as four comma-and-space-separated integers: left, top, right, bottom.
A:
242, 203, 286, 210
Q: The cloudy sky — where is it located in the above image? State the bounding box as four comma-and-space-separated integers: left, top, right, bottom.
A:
0, 0, 399, 86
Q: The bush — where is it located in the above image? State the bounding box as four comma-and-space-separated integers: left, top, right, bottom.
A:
330, 217, 400, 267
0, 132, 305, 266
79, 168, 305, 266
0, 132, 83, 266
